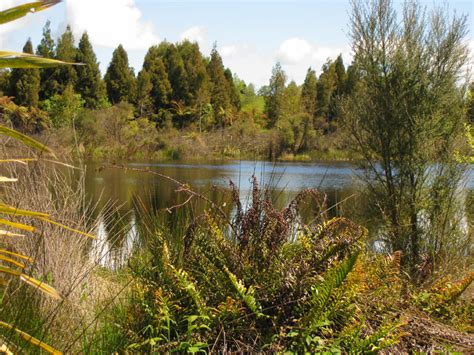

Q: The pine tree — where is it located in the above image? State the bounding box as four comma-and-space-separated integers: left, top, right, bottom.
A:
142, 45, 172, 112
316, 60, 337, 118
136, 69, 153, 117
345, 63, 359, 96
104, 45, 136, 104
36, 21, 57, 100
334, 54, 347, 96
224, 68, 240, 110
51, 25, 78, 95
75, 32, 107, 108
283, 81, 301, 117
301, 67, 318, 118
178, 40, 209, 107
162, 43, 188, 104
207, 46, 232, 127
9, 39, 40, 108
264, 62, 287, 127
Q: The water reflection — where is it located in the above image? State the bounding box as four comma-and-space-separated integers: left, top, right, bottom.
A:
83, 160, 473, 268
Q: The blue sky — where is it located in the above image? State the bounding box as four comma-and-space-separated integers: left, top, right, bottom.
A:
1, 0, 473, 87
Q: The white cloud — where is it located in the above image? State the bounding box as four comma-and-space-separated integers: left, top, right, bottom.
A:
277, 37, 350, 66
219, 43, 273, 88
65, 0, 159, 50
276, 37, 352, 83
277, 38, 314, 64
180, 26, 207, 45
221, 45, 238, 57
218, 38, 353, 87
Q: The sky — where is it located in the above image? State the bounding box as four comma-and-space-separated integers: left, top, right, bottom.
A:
1, 0, 473, 87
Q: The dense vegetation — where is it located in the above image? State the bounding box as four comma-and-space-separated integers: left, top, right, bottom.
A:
0, 21, 361, 161
1, 0, 473, 353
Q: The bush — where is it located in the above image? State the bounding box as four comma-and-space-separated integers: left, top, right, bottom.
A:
108, 177, 405, 352
76, 102, 159, 160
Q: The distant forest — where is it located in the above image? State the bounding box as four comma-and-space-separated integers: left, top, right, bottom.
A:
0, 21, 472, 160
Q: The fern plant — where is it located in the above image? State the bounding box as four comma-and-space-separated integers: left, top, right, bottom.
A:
120, 176, 396, 352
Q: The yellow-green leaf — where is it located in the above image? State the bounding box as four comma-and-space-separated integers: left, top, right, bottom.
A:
0, 55, 76, 69
0, 203, 49, 218
0, 249, 33, 263
0, 158, 78, 169
0, 255, 26, 269
0, 125, 55, 157
0, 321, 62, 355
0, 219, 35, 233
0, 1, 61, 25
0, 158, 34, 164
0, 230, 26, 237
0, 265, 61, 300
38, 217, 96, 239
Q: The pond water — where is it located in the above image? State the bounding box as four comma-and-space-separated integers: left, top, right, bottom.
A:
83, 160, 473, 268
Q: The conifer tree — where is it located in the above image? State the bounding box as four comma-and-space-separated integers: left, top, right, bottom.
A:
334, 54, 347, 96
162, 43, 188, 104
264, 62, 287, 127
136, 69, 154, 117
36, 21, 56, 100
142, 46, 172, 112
51, 25, 78, 95
224, 68, 240, 110
9, 39, 40, 108
301, 67, 318, 118
178, 40, 209, 107
104, 45, 136, 104
316, 60, 337, 118
75, 32, 107, 108
207, 46, 232, 127
345, 63, 359, 96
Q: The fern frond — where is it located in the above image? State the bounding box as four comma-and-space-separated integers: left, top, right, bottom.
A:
222, 265, 262, 315
447, 272, 474, 303
305, 251, 360, 327
168, 264, 208, 317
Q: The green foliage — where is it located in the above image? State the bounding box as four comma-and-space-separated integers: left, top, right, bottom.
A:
36, 21, 56, 100
264, 62, 286, 128
412, 273, 474, 332
50, 25, 78, 95
162, 42, 188, 104
141, 46, 172, 113
75, 32, 107, 109
76, 102, 158, 160
104, 45, 136, 104
301, 67, 318, 118
342, 0, 470, 276
40, 83, 84, 128
178, 40, 209, 108
316, 59, 338, 119
207, 46, 234, 127
9, 39, 40, 108
110, 179, 401, 352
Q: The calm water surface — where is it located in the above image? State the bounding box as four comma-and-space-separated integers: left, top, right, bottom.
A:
83, 160, 473, 268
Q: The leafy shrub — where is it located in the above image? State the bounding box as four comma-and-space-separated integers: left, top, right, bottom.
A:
40, 84, 85, 128
108, 177, 404, 352
0, 96, 50, 132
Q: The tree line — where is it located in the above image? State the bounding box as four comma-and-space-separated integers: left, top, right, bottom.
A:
0, 21, 359, 136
